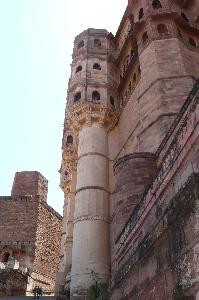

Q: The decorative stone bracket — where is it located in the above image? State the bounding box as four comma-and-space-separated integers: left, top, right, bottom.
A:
68, 102, 118, 133
60, 145, 78, 194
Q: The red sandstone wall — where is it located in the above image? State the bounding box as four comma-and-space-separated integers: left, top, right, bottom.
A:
33, 201, 62, 291
108, 79, 199, 300
11, 171, 48, 202
0, 197, 38, 263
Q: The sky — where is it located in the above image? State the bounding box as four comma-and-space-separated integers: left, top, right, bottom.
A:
0, 0, 127, 215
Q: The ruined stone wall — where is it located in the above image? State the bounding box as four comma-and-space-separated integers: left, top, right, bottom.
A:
0, 196, 38, 265
0, 269, 28, 297
11, 171, 48, 202
0, 171, 62, 296
33, 201, 62, 292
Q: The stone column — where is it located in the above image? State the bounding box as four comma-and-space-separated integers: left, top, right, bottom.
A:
69, 104, 117, 299
55, 134, 77, 298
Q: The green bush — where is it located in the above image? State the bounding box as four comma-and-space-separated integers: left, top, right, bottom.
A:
87, 271, 107, 300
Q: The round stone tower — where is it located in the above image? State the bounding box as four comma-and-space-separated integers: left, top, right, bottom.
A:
66, 29, 118, 299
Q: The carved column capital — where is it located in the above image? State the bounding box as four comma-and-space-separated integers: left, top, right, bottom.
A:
68, 102, 118, 133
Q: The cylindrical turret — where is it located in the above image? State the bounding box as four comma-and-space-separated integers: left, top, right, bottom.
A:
64, 29, 118, 299
112, 153, 157, 242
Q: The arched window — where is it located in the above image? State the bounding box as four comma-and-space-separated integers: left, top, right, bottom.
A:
3, 252, 10, 263
157, 24, 168, 34
65, 171, 68, 177
138, 8, 144, 20
152, 0, 162, 9
181, 12, 189, 23
92, 91, 100, 101
76, 65, 82, 73
93, 63, 101, 70
78, 40, 84, 49
142, 32, 149, 44
133, 73, 137, 82
66, 135, 73, 144
74, 92, 81, 102
110, 96, 115, 108
189, 37, 197, 48
94, 39, 101, 47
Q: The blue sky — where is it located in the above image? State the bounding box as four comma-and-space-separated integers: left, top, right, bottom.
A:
0, 0, 127, 215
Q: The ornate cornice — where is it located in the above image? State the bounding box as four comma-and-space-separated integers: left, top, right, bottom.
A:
68, 102, 118, 133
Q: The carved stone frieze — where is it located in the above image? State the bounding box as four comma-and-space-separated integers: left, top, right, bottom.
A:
73, 215, 109, 224
60, 144, 78, 193
68, 102, 118, 133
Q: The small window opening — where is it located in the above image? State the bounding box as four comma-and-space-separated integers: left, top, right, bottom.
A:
181, 12, 189, 22
65, 171, 68, 176
3, 252, 10, 263
138, 65, 141, 74
78, 40, 84, 49
74, 92, 81, 102
76, 65, 82, 73
157, 24, 168, 34
133, 73, 137, 82
189, 37, 197, 48
142, 32, 149, 44
129, 82, 132, 91
93, 63, 101, 70
110, 96, 115, 108
152, 0, 162, 9
94, 39, 101, 47
138, 8, 144, 20
92, 91, 100, 101
66, 135, 73, 144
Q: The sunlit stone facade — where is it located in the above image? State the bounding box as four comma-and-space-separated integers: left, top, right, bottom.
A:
57, 1, 199, 299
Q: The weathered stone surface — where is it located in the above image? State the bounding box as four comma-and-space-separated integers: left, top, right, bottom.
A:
0, 171, 62, 296
0, 269, 28, 296
57, 1, 199, 299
